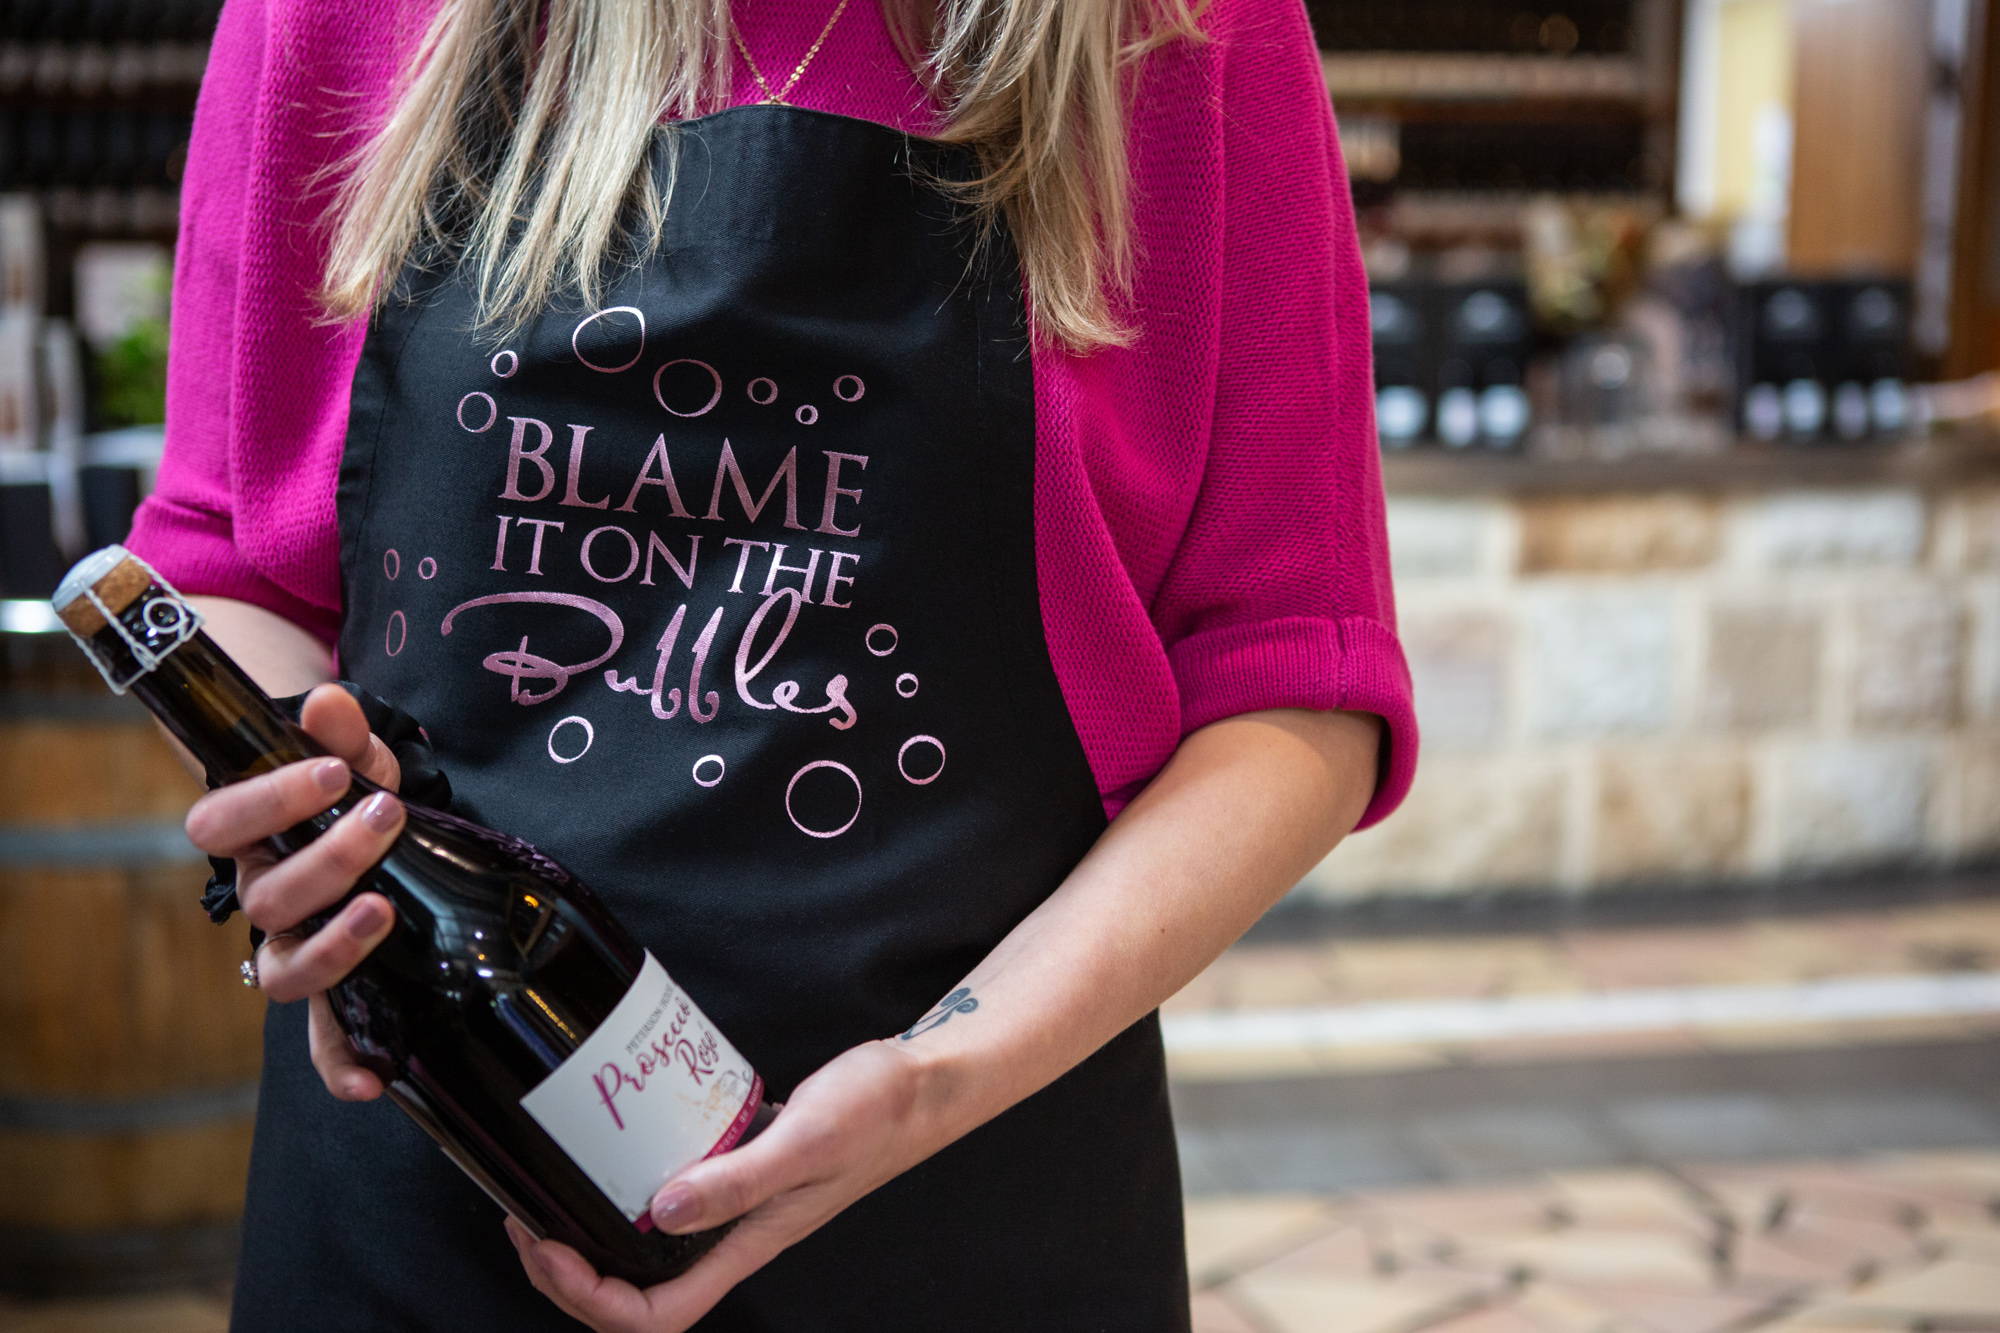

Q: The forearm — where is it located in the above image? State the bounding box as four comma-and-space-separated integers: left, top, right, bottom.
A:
894, 707, 1384, 1143
189, 595, 335, 695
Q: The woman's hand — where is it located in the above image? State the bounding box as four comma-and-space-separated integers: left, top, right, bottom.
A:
505, 1039, 942, 1333
500, 708, 1384, 1330
182, 682, 406, 1102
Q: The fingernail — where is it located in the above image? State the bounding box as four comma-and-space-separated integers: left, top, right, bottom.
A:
361, 792, 401, 833
652, 1183, 696, 1231
347, 898, 385, 938
314, 758, 348, 792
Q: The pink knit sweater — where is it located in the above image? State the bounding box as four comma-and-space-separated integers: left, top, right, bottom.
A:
126, 0, 1418, 830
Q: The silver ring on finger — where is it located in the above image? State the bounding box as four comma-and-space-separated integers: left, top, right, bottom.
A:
240, 929, 305, 990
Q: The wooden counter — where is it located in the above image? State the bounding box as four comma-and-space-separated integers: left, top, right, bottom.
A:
1381, 429, 2000, 497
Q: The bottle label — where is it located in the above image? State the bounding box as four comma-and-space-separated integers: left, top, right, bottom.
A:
520, 952, 762, 1224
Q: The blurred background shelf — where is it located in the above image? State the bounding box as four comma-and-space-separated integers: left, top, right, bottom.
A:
0, 422, 160, 484
1321, 52, 1656, 102
1382, 425, 2000, 495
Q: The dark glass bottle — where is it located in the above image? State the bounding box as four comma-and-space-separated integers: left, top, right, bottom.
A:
52, 545, 776, 1286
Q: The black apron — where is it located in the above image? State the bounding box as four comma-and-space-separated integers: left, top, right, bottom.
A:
229, 104, 1191, 1332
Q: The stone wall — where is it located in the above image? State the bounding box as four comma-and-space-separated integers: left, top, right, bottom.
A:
1305, 482, 2000, 900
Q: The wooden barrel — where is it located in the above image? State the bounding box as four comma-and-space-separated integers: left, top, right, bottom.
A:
0, 638, 263, 1297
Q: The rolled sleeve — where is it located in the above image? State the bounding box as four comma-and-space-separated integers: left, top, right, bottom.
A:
1166, 615, 1417, 832
1149, 0, 1418, 830
126, 493, 339, 642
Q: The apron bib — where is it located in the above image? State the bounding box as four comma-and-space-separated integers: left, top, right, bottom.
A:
229, 105, 1191, 1332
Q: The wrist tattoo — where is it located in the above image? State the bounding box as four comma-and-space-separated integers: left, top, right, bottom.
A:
900, 987, 978, 1041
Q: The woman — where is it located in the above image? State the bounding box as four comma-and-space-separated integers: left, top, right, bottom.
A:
137, 0, 1418, 1327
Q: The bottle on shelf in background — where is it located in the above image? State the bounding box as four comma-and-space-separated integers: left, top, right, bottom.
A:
0, 196, 46, 315
0, 313, 35, 455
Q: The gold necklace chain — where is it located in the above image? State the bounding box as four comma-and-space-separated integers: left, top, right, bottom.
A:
730, 0, 855, 106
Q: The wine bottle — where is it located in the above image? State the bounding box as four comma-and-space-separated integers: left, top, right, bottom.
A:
52, 544, 776, 1286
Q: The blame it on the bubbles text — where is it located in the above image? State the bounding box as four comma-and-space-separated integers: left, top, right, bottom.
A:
439, 415, 873, 732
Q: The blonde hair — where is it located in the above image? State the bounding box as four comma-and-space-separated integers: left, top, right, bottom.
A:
318, 0, 1212, 355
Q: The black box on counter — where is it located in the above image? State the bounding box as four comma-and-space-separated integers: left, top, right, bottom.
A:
1368, 276, 1534, 452
1831, 278, 1913, 438
1369, 281, 1432, 449
0, 482, 66, 601
0, 462, 150, 599
1733, 276, 1912, 442
79, 463, 143, 549
1433, 280, 1533, 452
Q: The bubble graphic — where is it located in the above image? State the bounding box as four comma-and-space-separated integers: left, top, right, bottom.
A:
547, 715, 595, 764
865, 624, 898, 657
384, 610, 407, 657
785, 760, 863, 839
653, 358, 723, 418
456, 392, 498, 433
748, 377, 779, 405
895, 673, 919, 698
692, 754, 726, 788
383, 549, 401, 580
834, 374, 865, 403
897, 735, 946, 786
417, 557, 438, 580
571, 307, 645, 373
490, 349, 518, 378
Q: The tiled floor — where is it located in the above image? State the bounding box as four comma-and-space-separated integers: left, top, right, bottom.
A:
1170, 891, 2000, 1328
15, 1152, 1994, 1332
9, 892, 2000, 1330
1187, 1151, 2000, 1333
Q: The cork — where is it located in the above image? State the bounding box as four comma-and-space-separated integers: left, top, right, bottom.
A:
52, 546, 154, 638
